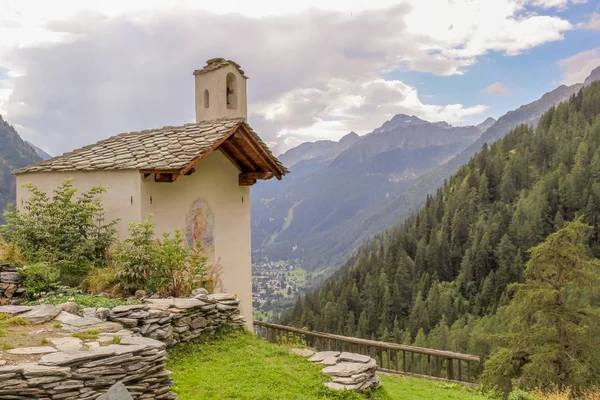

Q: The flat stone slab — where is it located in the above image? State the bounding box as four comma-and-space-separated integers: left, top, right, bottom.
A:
207, 293, 237, 301
145, 298, 204, 310
39, 348, 116, 366
322, 360, 378, 377
119, 336, 166, 350
55, 311, 102, 327
98, 382, 134, 400
0, 305, 32, 315
49, 337, 83, 352
7, 346, 58, 355
320, 356, 339, 366
110, 304, 148, 313
55, 312, 121, 332
338, 352, 373, 363
291, 348, 315, 357
21, 305, 61, 324
18, 363, 71, 377
308, 351, 340, 363
332, 372, 370, 384
324, 381, 362, 391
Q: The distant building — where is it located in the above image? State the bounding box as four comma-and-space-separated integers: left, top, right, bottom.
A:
13, 58, 288, 326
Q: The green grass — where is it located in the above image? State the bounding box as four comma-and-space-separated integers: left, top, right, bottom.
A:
167, 329, 496, 400
72, 329, 100, 340
380, 376, 495, 400
168, 330, 366, 400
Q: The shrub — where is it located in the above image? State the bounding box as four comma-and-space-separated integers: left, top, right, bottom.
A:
0, 238, 24, 267
1, 179, 118, 285
113, 215, 212, 297
19, 262, 60, 298
150, 231, 209, 297
83, 263, 120, 296
203, 256, 224, 294
113, 216, 155, 293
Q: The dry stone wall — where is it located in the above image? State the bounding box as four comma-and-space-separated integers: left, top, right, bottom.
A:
0, 292, 246, 399
0, 336, 173, 400
0, 264, 26, 305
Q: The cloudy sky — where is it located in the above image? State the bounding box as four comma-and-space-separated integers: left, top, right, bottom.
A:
0, 0, 599, 156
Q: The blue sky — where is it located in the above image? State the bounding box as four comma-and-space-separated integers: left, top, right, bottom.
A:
384, 1, 600, 127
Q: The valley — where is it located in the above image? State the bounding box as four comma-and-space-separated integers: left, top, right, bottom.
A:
252, 65, 600, 319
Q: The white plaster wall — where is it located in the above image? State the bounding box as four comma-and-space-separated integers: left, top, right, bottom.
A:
15, 170, 142, 239
141, 151, 252, 328
194, 64, 248, 122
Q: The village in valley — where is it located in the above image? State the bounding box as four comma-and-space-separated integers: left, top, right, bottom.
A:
251, 254, 309, 321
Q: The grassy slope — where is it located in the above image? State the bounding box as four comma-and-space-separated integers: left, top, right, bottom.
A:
167, 330, 495, 400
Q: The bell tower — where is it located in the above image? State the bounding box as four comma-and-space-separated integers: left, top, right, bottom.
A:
194, 58, 248, 122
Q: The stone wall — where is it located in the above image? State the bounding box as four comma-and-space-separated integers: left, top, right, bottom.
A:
0, 292, 246, 399
88, 292, 246, 347
0, 264, 26, 305
0, 336, 173, 400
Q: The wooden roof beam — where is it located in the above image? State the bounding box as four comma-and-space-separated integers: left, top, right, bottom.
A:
235, 126, 284, 179
239, 172, 273, 186
220, 141, 258, 172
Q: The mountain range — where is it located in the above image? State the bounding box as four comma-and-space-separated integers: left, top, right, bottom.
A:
0, 116, 42, 223
281, 79, 600, 369
252, 114, 485, 273
252, 65, 600, 280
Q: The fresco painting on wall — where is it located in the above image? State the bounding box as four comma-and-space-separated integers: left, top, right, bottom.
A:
186, 199, 215, 255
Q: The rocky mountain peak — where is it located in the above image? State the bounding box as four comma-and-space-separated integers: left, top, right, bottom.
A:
372, 114, 431, 134
476, 117, 497, 133
339, 131, 360, 145
584, 65, 600, 86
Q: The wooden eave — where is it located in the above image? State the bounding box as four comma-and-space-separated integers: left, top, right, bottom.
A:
139, 123, 287, 186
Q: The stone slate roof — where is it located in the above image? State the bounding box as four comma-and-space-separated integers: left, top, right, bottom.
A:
13, 117, 287, 175
193, 58, 248, 79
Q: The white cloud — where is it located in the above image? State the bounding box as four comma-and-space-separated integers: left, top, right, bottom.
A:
254, 78, 489, 151
582, 12, 600, 30
482, 82, 510, 95
0, 0, 576, 155
559, 48, 600, 85
530, 0, 588, 8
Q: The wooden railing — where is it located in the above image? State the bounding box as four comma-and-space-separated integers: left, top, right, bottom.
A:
253, 321, 481, 384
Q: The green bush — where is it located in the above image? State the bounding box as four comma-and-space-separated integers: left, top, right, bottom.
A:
507, 389, 539, 400
1, 179, 118, 285
23, 286, 141, 308
19, 262, 60, 298
151, 231, 209, 297
113, 216, 155, 293
114, 215, 211, 297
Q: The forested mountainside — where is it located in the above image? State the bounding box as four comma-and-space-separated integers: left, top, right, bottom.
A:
252, 115, 482, 272
314, 68, 600, 277
282, 82, 600, 354
0, 115, 42, 223
253, 68, 600, 285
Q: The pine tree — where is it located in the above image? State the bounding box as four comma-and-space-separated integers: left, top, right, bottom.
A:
481, 219, 600, 392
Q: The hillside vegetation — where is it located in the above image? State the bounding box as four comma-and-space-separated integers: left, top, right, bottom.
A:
282, 82, 600, 392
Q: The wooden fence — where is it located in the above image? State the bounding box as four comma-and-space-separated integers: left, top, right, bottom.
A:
253, 321, 481, 384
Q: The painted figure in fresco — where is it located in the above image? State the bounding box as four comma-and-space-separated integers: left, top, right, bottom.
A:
186, 199, 215, 253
